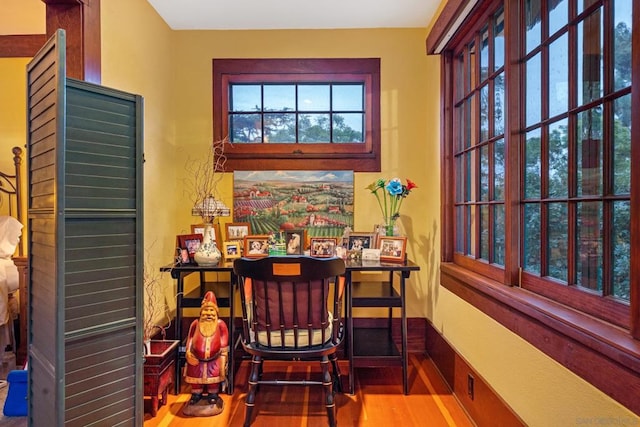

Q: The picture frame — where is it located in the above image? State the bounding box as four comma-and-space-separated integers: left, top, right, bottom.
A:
177, 234, 203, 261
191, 222, 221, 242
378, 236, 407, 262
191, 223, 205, 236
347, 232, 377, 251
226, 222, 251, 241
309, 237, 338, 258
222, 241, 241, 260
283, 229, 306, 255
243, 235, 270, 258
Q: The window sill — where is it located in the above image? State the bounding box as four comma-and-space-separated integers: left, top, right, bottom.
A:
440, 262, 640, 415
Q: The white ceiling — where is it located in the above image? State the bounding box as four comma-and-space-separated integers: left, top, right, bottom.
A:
146, 0, 441, 30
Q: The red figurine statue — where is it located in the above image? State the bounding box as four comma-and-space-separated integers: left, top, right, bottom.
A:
183, 290, 229, 412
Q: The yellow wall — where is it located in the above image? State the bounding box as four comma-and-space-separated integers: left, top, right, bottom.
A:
1, 0, 637, 424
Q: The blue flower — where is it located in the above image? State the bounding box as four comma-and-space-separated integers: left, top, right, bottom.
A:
386, 179, 403, 196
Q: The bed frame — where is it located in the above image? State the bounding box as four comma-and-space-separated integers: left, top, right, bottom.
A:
0, 146, 27, 365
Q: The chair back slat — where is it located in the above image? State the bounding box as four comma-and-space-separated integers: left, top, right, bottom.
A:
234, 256, 346, 352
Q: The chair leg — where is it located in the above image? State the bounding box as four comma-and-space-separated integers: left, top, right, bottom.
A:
321, 356, 336, 427
329, 353, 343, 393
244, 356, 262, 427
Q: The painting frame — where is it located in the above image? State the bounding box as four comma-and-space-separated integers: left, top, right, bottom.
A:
378, 236, 407, 262
283, 229, 306, 255
347, 232, 377, 251
243, 235, 270, 258
222, 241, 241, 260
226, 222, 251, 241
177, 233, 203, 263
309, 237, 338, 258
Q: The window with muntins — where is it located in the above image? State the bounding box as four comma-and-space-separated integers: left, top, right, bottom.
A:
213, 58, 381, 172
446, 0, 634, 330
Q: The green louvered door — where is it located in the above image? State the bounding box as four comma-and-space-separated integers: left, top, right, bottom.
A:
26, 29, 144, 426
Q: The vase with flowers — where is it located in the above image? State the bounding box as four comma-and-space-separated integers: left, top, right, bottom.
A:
366, 178, 417, 236
186, 138, 230, 266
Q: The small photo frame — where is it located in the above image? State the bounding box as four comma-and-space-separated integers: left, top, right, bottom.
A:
309, 237, 338, 258
283, 229, 306, 255
226, 222, 251, 241
243, 235, 270, 258
222, 241, 241, 260
177, 234, 203, 261
347, 232, 376, 251
191, 223, 205, 236
378, 236, 407, 262
176, 247, 193, 265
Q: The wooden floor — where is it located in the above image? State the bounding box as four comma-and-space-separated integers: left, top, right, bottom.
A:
144, 353, 474, 427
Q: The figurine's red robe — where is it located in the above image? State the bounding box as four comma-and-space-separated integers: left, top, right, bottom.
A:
184, 318, 229, 385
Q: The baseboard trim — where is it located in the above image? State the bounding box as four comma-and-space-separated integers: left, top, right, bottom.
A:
426, 320, 525, 427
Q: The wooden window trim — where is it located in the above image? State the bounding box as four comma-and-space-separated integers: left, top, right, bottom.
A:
212, 58, 381, 172
432, 0, 640, 412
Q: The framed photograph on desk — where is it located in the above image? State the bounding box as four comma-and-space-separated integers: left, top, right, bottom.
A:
226, 222, 251, 241
243, 235, 270, 257
378, 236, 407, 262
309, 237, 337, 257
177, 233, 203, 263
223, 241, 241, 260
347, 232, 376, 251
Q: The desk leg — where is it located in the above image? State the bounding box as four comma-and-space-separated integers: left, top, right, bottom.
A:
401, 271, 408, 395
345, 271, 354, 395
226, 273, 235, 395
174, 272, 185, 395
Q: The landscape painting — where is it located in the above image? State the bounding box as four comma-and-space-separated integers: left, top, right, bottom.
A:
233, 170, 354, 238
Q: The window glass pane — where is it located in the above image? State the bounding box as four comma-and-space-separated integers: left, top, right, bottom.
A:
525, 129, 541, 199
468, 96, 477, 147
455, 105, 464, 152
577, 9, 604, 106
480, 145, 489, 201
456, 206, 464, 253
548, 119, 569, 198
549, 33, 569, 118
524, 203, 541, 274
548, 202, 568, 282
577, 201, 602, 292
230, 85, 261, 112
298, 114, 330, 142
332, 84, 363, 110
230, 113, 262, 142
264, 85, 295, 111
480, 204, 489, 260
465, 152, 472, 201
494, 138, 505, 200
613, 94, 631, 194
480, 84, 489, 141
298, 85, 330, 111
526, 0, 542, 53
493, 204, 505, 266
612, 200, 630, 300
456, 156, 464, 202
613, 0, 632, 91
494, 73, 505, 136
456, 53, 465, 101
526, 53, 542, 126
468, 205, 476, 257
480, 27, 489, 82
548, 0, 568, 36
264, 113, 296, 142
493, 9, 505, 70
333, 113, 363, 142
577, 106, 603, 197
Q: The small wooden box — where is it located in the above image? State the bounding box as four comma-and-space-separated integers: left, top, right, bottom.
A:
144, 340, 179, 416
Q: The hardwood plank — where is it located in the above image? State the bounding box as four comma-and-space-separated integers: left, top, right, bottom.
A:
144, 354, 474, 426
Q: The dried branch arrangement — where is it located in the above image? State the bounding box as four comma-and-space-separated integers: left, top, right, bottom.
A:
143, 248, 171, 342
184, 138, 228, 223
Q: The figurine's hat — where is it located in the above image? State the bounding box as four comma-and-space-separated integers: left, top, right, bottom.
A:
202, 291, 218, 310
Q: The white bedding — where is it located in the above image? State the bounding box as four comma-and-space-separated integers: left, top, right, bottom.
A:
0, 216, 22, 343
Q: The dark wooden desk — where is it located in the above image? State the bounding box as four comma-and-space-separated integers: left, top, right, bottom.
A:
343, 259, 420, 395
161, 258, 420, 396
159, 262, 235, 395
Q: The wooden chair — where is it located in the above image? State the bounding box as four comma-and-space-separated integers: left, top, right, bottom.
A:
233, 256, 346, 427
